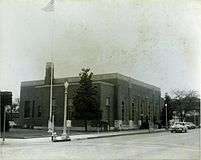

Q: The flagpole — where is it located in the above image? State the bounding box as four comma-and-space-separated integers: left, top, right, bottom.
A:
49, 62, 53, 124
51, 1, 55, 135
43, 0, 55, 133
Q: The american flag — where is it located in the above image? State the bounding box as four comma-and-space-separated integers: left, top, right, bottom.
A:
42, 0, 55, 12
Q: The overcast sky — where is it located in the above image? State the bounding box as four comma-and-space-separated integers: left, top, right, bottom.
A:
0, 0, 201, 99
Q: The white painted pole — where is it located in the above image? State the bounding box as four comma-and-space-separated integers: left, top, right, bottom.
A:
51, 114, 55, 141
48, 63, 53, 132
43, 0, 55, 132
62, 82, 69, 137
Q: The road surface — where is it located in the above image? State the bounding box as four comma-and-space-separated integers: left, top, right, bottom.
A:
0, 129, 200, 160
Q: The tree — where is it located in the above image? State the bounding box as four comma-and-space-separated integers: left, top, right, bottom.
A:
9, 98, 20, 121
171, 90, 200, 121
73, 68, 101, 131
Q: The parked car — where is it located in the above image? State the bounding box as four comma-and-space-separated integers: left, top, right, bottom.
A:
186, 122, 196, 129
169, 122, 188, 133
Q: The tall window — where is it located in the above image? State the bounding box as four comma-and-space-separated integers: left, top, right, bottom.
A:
68, 99, 73, 120
38, 105, 41, 117
106, 97, 111, 123
121, 101, 125, 121
32, 101, 35, 118
140, 101, 143, 115
132, 101, 134, 121
68, 106, 72, 120
106, 97, 110, 106
52, 98, 56, 115
24, 101, 30, 118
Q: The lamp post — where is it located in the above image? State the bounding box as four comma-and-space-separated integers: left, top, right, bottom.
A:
62, 81, 69, 138
165, 103, 168, 129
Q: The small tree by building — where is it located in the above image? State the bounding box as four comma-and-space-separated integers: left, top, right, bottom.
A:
73, 68, 101, 131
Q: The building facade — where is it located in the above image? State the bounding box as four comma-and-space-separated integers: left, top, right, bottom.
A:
19, 63, 161, 129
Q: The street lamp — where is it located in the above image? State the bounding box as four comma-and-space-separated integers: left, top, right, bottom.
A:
165, 103, 168, 129
62, 81, 69, 138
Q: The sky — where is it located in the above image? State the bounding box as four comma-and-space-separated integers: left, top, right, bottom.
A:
0, 0, 201, 99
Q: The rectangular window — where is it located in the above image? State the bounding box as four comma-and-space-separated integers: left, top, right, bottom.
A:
106, 97, 110, 106
52, 98, 56, 115
132, 102, 134, 121
32, 101, 35, 118
67, 99, 73, 120
38, 105, 41, 117
69, 110, 72, 120
122, 101, 125, 121
52, 98, 56, 107
24, 101, 30, 118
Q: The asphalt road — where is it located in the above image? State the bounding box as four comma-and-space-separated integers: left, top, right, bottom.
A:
0, 129, 200, 160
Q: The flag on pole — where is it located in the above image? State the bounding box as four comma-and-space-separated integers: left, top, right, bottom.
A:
42, 0, 55, 12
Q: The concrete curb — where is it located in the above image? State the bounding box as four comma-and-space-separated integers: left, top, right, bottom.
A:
71, 129, 167, 141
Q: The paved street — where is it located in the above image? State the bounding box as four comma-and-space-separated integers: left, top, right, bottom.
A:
0, 129, 200, 160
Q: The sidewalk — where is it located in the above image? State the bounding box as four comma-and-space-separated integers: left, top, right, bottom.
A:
0, 129, 167, 144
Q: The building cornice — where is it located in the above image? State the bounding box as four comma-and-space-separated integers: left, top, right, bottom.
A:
21, 73, 160, 91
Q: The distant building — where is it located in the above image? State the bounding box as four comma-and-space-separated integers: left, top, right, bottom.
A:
19, 62, 161, 129
0, 91, 12, 134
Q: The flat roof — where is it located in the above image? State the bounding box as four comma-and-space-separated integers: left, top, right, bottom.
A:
21, 73, 160, 91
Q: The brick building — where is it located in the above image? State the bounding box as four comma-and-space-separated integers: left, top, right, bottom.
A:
19, 63, 161, 129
